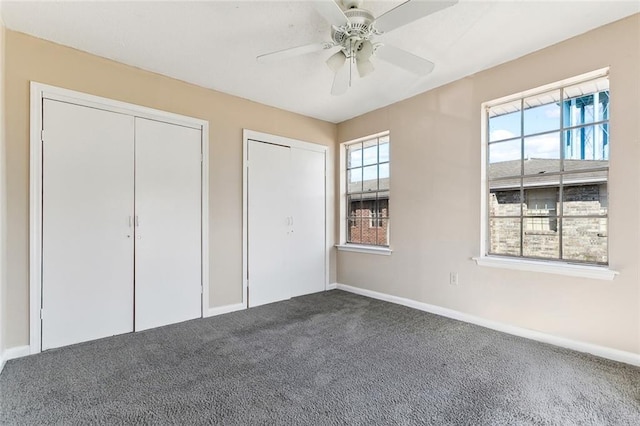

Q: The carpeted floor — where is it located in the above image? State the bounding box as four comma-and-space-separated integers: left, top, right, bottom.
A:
1, 290, 639, 425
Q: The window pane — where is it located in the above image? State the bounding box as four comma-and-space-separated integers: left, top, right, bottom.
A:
523, 91, 561, 135
377, 191, 389, 217
489, 188, 521, 217
524, 187, 557, 216
489, 139, 521, 180
347, 142, 363, 168
362, 139, 378, 166
348, 217, 363, 244
563, 81, 609, 127
524, 132, 560, 175
347, 194, 363, 218
563, 124, 609, 170
354, 206, 377, 245
489, 101, 522, 142
362, 165, 378, 191
489, 218, 521, 256
379, 141, 389, 163
562, 218, 608, 264
379, 163, 389, 190
347, 168, 363, 194
562, 179, 607, 217
523, 218, 559, 259
376, 218, 390, 246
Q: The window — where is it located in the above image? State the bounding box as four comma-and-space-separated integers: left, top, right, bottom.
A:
525, 188, 558, 233
486, 71, 609, 265
345, 134, 389, 246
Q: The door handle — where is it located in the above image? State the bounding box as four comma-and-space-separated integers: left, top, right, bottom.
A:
135, 215, 140, 227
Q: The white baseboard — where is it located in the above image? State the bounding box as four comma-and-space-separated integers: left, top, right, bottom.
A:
335, 283, 640, 367
0, 345, 31, 375
207, 303, 246, 317
326, 283, 338, 290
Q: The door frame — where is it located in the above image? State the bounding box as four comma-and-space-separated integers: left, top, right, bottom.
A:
242, 129, 328, 308
29, 82, 210, 354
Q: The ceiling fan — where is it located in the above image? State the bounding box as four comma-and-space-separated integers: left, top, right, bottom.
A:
257, 0, 458, 96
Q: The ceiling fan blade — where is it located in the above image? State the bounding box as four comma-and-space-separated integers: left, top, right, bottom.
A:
375, 44, 435, 75
374, 0, 458, 33
313, 0, 349, 28
257, 42, 334, 63
331, 61, 351, 96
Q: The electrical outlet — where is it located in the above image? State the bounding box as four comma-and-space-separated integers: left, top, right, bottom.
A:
449, 272, 458, 285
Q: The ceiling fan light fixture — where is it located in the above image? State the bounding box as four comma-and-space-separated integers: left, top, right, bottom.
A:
357, 59, 374, 77
356, 40, 374, 61
257, 0, 457, 94
326, 51, 347, 72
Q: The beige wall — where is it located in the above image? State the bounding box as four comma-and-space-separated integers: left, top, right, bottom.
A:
337, 15, 640, 354
3, 30, 337, 348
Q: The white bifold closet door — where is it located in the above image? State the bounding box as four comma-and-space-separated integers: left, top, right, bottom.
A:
41, 101, 202, 350
247, 140, 291, 307
42, 100, 135, 350
134, 118, 202, 331
247, 139, 325, 307
289, 147, 325, 298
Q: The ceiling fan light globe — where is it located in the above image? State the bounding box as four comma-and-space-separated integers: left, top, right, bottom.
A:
326, 51, 347, 72
357, 59, 374, 78
356, 40, 374, 61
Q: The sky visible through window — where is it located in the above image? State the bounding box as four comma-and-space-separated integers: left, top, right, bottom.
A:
490, 103, 561, 162
489, 89, 609, 165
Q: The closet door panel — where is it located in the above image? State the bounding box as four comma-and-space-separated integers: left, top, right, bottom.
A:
289, 148, 326, 297
42, 100, 135, 350
134, 118, 202, 331
247, 140, 291, 307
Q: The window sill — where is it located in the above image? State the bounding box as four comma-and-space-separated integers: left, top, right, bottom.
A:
472, 256, 618, 280
336, 244, 392, 256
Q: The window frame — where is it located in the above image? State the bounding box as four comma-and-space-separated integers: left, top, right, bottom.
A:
336, 131, 392, 255
475, 68, 617, 280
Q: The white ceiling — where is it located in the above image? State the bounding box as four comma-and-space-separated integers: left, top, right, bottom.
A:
1, 1, 638, 123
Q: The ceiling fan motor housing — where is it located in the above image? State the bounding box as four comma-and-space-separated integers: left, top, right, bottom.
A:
331, 8, 375, 46
342, 0, 363, 9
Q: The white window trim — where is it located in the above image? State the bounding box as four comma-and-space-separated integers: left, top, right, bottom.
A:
473, 256, 618, 280
478, 67, 618, 280
339, 131, 392, 254
336, 244, 392, 256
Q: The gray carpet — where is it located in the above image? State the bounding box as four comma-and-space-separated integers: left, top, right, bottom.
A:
1, 290, 639, 425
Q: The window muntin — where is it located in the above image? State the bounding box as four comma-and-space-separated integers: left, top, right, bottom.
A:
346, 134, 389, 246
486, 75, 609, 265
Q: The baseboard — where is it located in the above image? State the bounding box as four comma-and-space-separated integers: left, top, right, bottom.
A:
326, 283, 337, 290
335, 283, 640, 367
207, 303, 246, 317
0, 345, 31, 375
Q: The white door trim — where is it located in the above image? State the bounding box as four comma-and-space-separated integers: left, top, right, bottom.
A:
242, 129, 328, 308
29, 82, 210, 354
